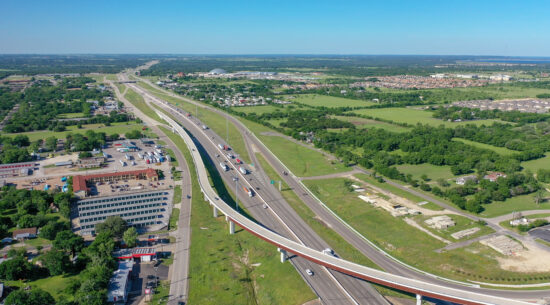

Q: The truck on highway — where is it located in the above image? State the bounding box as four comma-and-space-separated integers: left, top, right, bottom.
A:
202, 125, 208, 130
239, 166, 248, 175
217, 144, 224, 150
242, 186, 254, 197
219, 162, 229, 171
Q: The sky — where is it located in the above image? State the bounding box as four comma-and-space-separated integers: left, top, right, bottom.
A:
0, 0, 549, 56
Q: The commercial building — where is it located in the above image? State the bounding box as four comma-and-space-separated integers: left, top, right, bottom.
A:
0, 162, 35, 178
72, 169, 170, 236
107, 261, 134, 303
73, 168, 158, 198
113, 247, 157, 262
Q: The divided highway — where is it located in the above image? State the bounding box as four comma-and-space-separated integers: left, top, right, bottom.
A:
120, 73, 548, 304
151, 103, 531, 305
127, 76, 550, 303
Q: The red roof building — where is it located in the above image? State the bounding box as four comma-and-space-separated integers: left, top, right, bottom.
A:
73, 168, 158, 198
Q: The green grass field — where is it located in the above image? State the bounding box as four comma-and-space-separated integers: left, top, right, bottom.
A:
333, 115, 410, 133
2, 121, 144, 142
124, 87, 166, 124
303, 177, 550, 283
258, 133, 348, 177
57, 112, 86, 119
288, 94, 375, 108
233, 118, 348, 177
232, 105, 299, 115
395, 163, 455, 182
350, 107, 503, 127
522, 154, 550, 172
5, 274, 81, 301
479, 190, 550, 218
162, 121, 315, 305
453, 138, 517, 155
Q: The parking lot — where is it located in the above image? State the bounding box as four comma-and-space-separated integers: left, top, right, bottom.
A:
528, 224, 550, 243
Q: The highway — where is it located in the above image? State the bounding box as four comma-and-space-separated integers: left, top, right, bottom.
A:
126, 76, 550, 302
123, 79, 389, 305
149, 99, 531, 305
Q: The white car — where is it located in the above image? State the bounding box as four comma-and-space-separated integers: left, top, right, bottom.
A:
322, 248, 336, 257
263, 204, 268, 209
305, 269, 313, 276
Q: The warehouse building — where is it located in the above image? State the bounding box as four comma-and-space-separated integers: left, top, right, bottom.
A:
0, 162, 35, 178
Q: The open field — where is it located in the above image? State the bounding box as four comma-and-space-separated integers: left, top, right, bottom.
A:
349, 107, 503, 127
2, 121, 144, 142
453, 138, 517, 156
522, 154, 550, 172
288, 94, 375, 108
163, 120, 315, 305
354, 173, 443, 210
333, 115, 410, 133
57, 112, 86, 119
479, 190, 550, 218
5, 274, 81, 301
232, 105, 299, 115
303, 177, 550, 283
253, 129, 348, 177
395, 163, 454, 182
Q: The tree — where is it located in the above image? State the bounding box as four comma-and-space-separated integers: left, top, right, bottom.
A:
39, 221, 69, 240
45, 136, 57, 151
54, 230, 84, 256
125, 130, 143, 139
95, 216, 127, 238
5, 288, 55, 305
534, 189, 545, 205
0, 256, 32, 280
41, 249, 71, 275
54, 192, 72, 218
123, 227, 138, 248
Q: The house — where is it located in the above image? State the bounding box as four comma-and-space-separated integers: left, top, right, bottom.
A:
483, 172, 507, 182
13, 227, 38, 240
456, 175, 478, 185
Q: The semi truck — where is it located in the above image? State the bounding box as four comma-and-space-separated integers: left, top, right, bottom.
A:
242, 186, 254, 197
219, 162, 229, 171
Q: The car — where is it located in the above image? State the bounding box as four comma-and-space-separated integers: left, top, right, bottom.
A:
263, 204, 268, 209
305, 269, 313, 276
147, 274, 156, 280
322, 248, 336, 257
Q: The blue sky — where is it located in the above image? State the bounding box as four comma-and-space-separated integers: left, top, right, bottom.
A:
0, 0, 549, 55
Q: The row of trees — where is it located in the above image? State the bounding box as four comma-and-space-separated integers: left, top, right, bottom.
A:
432, 106, 550, 124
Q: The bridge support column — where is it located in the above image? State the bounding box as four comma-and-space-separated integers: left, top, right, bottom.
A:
204, 193, 208, 202
416, 294, 422, 305
213, 206, 218, 218
225, 215, 229, 221
278, 248, 287, 263
229, 220, 235, 234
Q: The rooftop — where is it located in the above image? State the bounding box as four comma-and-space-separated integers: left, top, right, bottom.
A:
73, 168, 158, 194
